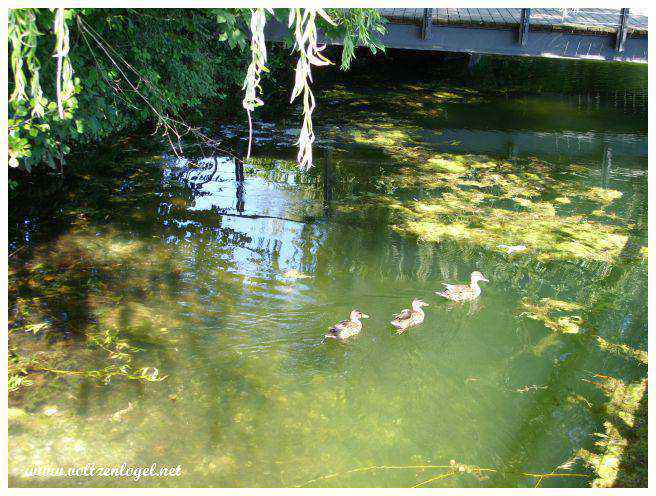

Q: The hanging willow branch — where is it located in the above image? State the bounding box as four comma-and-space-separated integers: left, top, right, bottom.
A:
9, 8, 384, 171
288, 8, 335, 169
9, 8, 77, 169
53, 8, 74, 119
8, 9, 45, 117
9, 10, 31, 104
242, 8, 271, 159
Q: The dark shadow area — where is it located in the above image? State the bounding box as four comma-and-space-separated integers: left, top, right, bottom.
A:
614, 390, 648, 487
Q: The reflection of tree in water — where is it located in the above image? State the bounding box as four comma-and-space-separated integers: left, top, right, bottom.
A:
9, 148, 265, 394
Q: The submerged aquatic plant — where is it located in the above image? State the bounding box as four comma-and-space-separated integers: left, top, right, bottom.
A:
596, 336, 648, 365
519, 298, 585, 334
8, 220, 187, 390
336, 152, 631, 264
577, 377, 647, 487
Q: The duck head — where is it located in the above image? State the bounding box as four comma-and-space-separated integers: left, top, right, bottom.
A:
412, 299, 429, 308
470, 271, 489, 284
350, 310, 370, 321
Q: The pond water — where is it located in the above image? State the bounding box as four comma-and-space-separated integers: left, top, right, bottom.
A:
8, 77, 647, 487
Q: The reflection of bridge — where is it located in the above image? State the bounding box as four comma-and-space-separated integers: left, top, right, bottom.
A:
267, 8, 648, 63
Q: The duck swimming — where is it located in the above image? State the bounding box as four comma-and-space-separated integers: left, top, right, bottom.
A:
324, 310, 369, 341
390, 299, 429, 334
436, 271, 489, 302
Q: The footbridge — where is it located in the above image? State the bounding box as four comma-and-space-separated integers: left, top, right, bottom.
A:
267, 8, 648, 64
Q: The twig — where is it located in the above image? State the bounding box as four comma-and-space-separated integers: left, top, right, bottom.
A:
295, 465, 454, 487
28, 366, 87, 376
77, 17, 244, 163
295, 462, 589, 488
412, 471, 457, 487
9, 246, 26, 258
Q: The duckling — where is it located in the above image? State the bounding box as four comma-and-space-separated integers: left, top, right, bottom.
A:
436, 271, 489, 302
390, 299, 429, 334
324, 310, 369, 341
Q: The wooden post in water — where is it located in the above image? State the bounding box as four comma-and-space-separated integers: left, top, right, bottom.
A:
323, 138, 334, 217
615, 8, 629, 52
421, 9, 434, 40
507, 141, 521, 171
467, 53, 482, 73
518, 9, 531, 46
234, 156, 245, 213
234, 138, 246, 182
235, 158, 245, 182
236, 180, 245, 213
602, 146, 612, 189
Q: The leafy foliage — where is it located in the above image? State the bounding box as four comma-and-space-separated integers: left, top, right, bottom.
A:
8, 8, 386, 173
323, 8, 387, 70
9, 8, 79, 170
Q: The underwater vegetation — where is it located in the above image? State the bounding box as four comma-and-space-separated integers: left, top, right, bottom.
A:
316, 86, 646, 487
8, 155, 250, 395
334, 150, 632, 264
520, 298, 585, 334
8, 70, 647, 487
577, 377, 647, 487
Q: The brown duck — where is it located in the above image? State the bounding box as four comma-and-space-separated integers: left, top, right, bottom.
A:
324, 310, 369, 341
390, 299, 429, 334
436, 271, 489, 302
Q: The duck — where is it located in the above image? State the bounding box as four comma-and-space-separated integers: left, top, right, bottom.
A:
436, 271, 489, 302
390, 299, 429, 334
323, 310, 369, 341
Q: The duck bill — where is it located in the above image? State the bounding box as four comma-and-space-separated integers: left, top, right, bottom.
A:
361, 314, 370, 319
482, 277, 489, 282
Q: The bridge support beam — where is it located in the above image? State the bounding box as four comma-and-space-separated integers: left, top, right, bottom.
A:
616, 8, 630, 52
518, 9, 531, 46
264, 15, 647, 64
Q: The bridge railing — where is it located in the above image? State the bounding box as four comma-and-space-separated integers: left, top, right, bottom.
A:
381, 8, 646, 53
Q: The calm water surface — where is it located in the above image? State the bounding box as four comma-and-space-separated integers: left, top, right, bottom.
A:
9, 80, 647, 487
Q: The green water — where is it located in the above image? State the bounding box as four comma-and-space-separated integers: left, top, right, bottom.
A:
9, 79, 647, 487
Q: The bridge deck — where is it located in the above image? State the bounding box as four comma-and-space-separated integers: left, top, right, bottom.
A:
379, 8, 648, 34
266, 7, 648, 63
